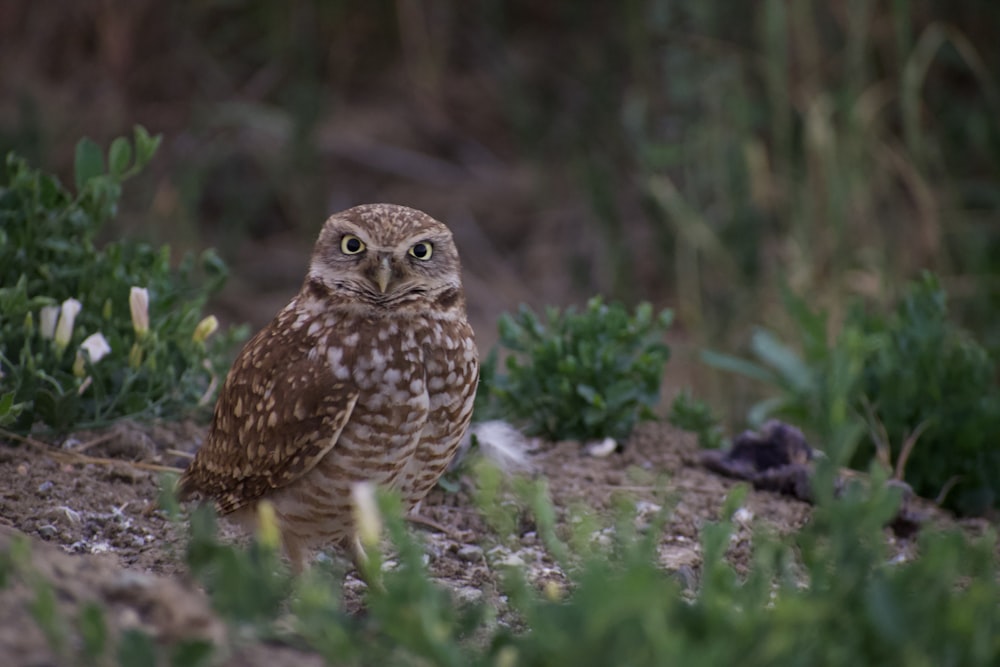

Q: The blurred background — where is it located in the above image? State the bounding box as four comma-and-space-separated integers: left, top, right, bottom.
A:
1, 0, 998, 418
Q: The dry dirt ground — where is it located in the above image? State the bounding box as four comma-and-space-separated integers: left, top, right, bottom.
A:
0, 419, 978, 666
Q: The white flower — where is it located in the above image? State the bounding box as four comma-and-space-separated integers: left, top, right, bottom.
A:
129, 287, 149, 338
54, 298, 82, 352
192, 315, 219, 343
80, 332, 112, 363
73, 332, 111, 377
39, 305, 60, 339
351, 482, 382, 550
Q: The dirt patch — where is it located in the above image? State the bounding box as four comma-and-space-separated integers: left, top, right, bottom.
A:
0, 419, 969, 664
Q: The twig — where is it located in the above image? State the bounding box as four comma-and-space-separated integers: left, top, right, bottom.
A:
893, 420, 930, 481
67, 431, 118, 454
406, 514, 463, 541
860, 396, 892, 473
166, 448, 195, 460
0, 428, 184, 475
935, 475, 962, 506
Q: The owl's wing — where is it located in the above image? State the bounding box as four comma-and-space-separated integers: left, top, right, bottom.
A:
178, 323, 359, 515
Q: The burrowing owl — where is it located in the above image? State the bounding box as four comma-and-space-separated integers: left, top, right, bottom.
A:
178, 203, 478, 571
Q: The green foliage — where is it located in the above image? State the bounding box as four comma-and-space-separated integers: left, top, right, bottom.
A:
703, 285, 875, 466
705, 273, 1000, 514
853, 273, 1000, 515
169, 465, 1000, 665
480, 298, 673, 442
0, 128, 246, 432
668, 389, 726, 449
185, 505, 292, 630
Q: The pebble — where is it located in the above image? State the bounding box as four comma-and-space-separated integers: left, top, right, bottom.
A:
37, 480, 53, 494
495, 552, 524, 567
453, 586, 484, 604
456, 544, 484, 562
585, 437, 618, 458
37, 524, 58, 539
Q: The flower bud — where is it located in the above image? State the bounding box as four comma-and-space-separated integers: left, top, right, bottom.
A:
351, 482, 382, 551
129, 342, 144, 369
129, 287, 149, 339
39, 305, 61, 340
256, 500, 281, 551
192, 315, 219, 344
72, 352, 86, 377
54, 298, 82, 354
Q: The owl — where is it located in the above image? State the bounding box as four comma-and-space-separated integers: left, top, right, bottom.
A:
178, 203, 479, 572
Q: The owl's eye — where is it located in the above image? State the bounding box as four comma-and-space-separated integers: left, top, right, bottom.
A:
341, 235, 365, 255
409, 241, 433, 260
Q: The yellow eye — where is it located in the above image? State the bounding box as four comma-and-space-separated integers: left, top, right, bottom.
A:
341, 234, 365, 255
409, 241, 433, 260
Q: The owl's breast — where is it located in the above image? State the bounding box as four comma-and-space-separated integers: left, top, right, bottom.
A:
318, 314, 476, 495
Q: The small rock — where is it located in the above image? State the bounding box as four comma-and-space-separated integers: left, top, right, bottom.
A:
585, 437, 618, 458
36, 524, 58, 539
635, 500, 662, 515
37, 480, 53, 494
89, 541, 112, 554
53, 506, 82, 525
456, 544, 484, 562
453, 586, 484, 604
497, 553, 524, 567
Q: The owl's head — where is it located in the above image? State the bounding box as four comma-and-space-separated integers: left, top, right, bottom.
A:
307, 204, 464, 311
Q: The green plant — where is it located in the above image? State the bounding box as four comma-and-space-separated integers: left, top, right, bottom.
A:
0, 128, 246, 432
668, 389, 726, 449
480, 298, 672, 443
852, 273, 1000, 515
703, 285, 876, 465
705, 273, 1000, 514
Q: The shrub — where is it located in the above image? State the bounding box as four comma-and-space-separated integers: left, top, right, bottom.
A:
704, 273, 1000, 514
852, 273, 1000, 515
0, 128, 245, 432
478, 297, 673, 443
668, 389, 726, 449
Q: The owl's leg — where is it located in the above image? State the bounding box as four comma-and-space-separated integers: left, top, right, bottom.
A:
281, 531, 310, 575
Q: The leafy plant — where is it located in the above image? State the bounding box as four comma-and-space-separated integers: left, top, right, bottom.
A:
705, 273, 1000, 514
181, 462, 1000, 665
668, 389, 726, 449
480, 298, 673, 443
0, 128, 246, 432
703, 286, 876, 465
852, 273, 1000, 515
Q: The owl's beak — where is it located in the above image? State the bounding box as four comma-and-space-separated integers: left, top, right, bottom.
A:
374, 255, 392, 294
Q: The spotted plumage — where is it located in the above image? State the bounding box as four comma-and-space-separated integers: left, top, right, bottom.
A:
178, 203, 478, 571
